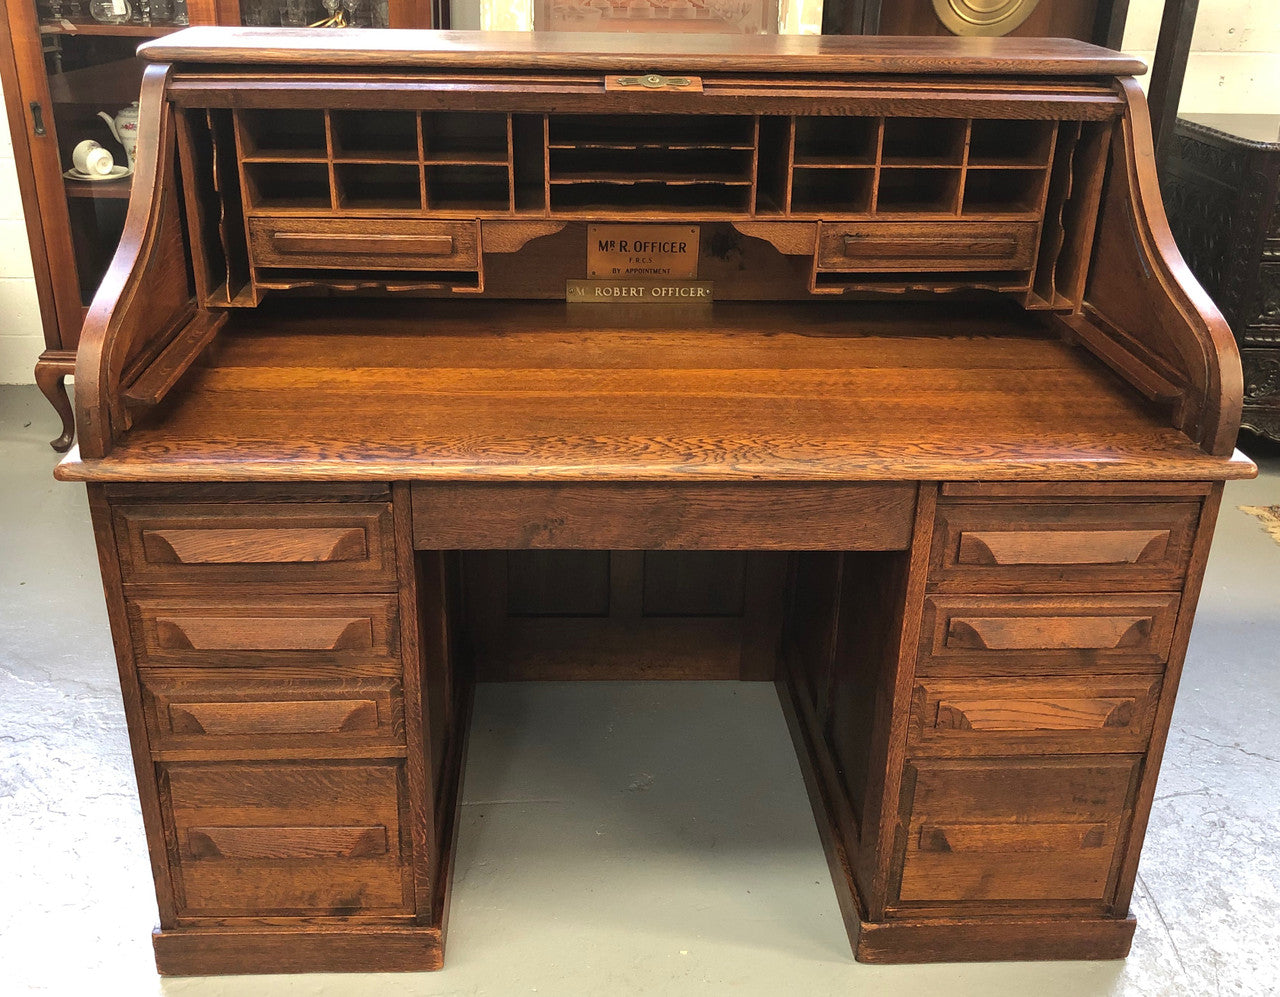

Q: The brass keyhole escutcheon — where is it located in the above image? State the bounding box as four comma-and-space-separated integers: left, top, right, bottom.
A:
615, 74, 695, 90
931, 0, 1042, 36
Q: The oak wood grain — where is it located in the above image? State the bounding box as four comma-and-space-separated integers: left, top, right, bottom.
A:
164, 759, 411, 916
185, 824, 389, 860
139, 665, 405, 755
909, 674, 1161, 755
129, 594, 400, 667
113, 499, 396, 586
55, 302, 1254, 484
919, 592, 1180, 672
894, 756, 1139, 904
412, 482, 915, 550
139, 29, 1148, 78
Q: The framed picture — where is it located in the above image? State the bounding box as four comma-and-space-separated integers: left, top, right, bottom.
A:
464, 0, 821, 33
535, 0, 779, 34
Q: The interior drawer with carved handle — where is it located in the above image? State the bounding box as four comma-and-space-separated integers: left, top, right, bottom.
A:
908, 674, 1161, 755
892, 757, 1139, 907
161, 759, 411, 916
917, 593, 1180, 674
248, 217, 478, 271
928, 499, 1201, 592
816, 221, 1039, 272
113, 501, 396, 586
128, 594, 400, 668
140, 666, 405, 755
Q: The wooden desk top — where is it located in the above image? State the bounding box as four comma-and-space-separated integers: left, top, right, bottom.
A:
56, 302, 1253, 484
139, 28, 1147, 79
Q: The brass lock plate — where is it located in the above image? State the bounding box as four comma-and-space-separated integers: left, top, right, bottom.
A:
605, 74, 704, 93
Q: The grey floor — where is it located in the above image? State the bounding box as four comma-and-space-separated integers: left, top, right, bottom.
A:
2, 382, 1278, 997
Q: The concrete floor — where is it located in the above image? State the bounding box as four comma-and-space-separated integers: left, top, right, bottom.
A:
2, 382, 1278, 996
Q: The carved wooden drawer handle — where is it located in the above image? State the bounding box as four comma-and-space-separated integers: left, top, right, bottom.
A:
155, 615, 374, 651
933, 696, 1136, 732
917, 821, 1106, 854
946, 615, 1152, 650
143, 527, 368, 565
957, 529, 1171, 566
185, 825, 388, 860
842, 234, 1018, 259
167, 699, 379, 735
270, 233, 455, 256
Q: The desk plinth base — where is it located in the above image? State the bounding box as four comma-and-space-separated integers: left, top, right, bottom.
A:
152, 924, 444, 975
853, 913, 1135, 964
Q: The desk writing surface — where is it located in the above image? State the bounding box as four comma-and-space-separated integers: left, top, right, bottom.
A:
57, 301, 1252, 483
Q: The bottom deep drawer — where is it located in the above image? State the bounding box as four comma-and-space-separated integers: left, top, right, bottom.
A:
894, 756, 1140, 906
162, 760, 411, 917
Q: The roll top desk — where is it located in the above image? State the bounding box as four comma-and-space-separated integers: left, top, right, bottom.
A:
56, 29, 1255, 975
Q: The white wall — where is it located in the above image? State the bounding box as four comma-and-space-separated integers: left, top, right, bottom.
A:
1123, 0, 1280, 112
0, 95, 44, 384
1, 2, 1277, 383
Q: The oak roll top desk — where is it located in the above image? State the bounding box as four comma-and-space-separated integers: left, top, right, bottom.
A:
55, 28, 1256, 975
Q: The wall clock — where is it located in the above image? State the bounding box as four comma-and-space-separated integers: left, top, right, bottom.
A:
930, 0, 1041, 36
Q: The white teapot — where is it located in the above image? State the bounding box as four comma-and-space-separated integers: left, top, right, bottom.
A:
98, 101, 140, 170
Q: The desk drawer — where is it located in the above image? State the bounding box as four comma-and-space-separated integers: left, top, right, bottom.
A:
113, 502, 395, 586
918, 593, 1179, 673
929, 500, 1200, 592
909, 674, 1161, 755
129, 594, 400, 668
141, 667, 404, 754
248, 217, 478, 271
894, 757, 1139, 906
163, 760, 411, 916
817, 221, 1038, 272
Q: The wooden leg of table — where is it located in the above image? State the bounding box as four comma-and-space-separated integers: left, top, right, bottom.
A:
34, 351, 75, 452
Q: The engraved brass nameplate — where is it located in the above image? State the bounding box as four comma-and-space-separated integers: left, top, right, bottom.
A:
587, 225, 700, 279
567, 280, 713, 304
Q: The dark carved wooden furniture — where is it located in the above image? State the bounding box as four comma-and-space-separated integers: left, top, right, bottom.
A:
55, 29, 1254, 975
1163, 113, 1280, 442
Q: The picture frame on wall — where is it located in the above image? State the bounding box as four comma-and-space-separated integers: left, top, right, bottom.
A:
535, 0, 780, 34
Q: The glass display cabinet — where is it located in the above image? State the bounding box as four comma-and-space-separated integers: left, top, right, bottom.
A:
0, 0, 441, 452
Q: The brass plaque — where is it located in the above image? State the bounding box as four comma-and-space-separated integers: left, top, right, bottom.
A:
567, 280, 713, 304
931, 0, 1041, 37
587, 225, 700, 279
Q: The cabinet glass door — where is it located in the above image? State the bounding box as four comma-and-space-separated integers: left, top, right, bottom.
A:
35, 1, 187, 310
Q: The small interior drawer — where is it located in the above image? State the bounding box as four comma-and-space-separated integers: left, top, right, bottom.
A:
918, 593, 1180, 673
248, 217, 478, 271
909, 674, 1161, 755
929, 499, 1201, 592
141, 667, 404, 753
894, 757, 1139, 906
816, 220, 1038, 272
162, 760, 410, 916
113, 501, 396, 586
129, 594, 400, 668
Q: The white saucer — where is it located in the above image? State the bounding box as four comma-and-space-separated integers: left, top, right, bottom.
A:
64, 165, 133, 182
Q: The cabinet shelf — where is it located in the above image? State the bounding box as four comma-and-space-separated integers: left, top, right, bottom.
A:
64, 178, 131, 199
39, 21, 182, 37
47, 57, 145, 105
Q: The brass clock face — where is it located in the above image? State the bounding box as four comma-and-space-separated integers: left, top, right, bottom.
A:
931, 0, 1043, 36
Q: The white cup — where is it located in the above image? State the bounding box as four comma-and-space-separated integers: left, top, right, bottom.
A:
72, 140, 114, 177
